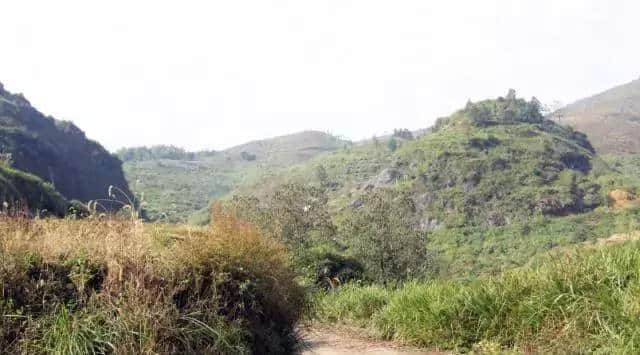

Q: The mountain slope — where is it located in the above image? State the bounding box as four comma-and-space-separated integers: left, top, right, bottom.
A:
0, 164, 68, 216
0, 82, 132, 207
245, 94, 605, 228
557, 78, 640, 154
121, 131, 347, 222
230, 92, 640, 277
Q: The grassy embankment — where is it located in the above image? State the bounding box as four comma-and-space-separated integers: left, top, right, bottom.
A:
0, 210, 304, 354
314, 237, 640, 354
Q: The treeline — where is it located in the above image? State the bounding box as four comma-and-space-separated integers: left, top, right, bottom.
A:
116, 145, 216, 162
464, 89, 544, 126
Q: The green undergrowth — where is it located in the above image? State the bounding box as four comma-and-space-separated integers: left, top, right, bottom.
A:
0, 164, 68, 216
314, 242, 640, 353
429, 206, 640, 278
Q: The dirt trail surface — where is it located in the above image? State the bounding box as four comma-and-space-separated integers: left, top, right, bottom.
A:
300, 324, 446, 355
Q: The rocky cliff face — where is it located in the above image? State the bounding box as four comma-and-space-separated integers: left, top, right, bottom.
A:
0, 82, 133, 208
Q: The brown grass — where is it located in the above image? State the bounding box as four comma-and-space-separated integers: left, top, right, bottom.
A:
0, 209, 304, 354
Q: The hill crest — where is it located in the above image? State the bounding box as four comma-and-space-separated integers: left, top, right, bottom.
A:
0, 82, 132, 207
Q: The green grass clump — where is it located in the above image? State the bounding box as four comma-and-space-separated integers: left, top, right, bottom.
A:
313, 284, 389, 325
314, 242, 640, 353
0, 211, 305, 354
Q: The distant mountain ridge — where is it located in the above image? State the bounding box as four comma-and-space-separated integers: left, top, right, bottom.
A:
557, 78, 640, 154
0, 82, 132, 207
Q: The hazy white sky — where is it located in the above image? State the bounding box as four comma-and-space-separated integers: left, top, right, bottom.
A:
1, 1, 639, 151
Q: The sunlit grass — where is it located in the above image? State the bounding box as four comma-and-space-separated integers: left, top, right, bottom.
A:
0, 210, 304, 354
315, 242, 640, 353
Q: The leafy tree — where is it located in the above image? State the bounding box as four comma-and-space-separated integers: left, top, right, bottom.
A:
315, 164, 329, 186
463, 90, 544, 126
116, 145, 215, 162
341, 189, 435, 283
240, 151, 257, 161
388, 137, 398, 152
392, 128, 414, 140
226, 183, 335, 249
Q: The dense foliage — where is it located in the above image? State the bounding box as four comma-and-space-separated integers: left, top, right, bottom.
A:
340, 189, 435, 283
116, 145, 216, 162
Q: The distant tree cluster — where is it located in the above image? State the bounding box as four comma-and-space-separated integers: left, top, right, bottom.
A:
392, 128, 414, 140
240, 151, 257, 161
116, 145, 216, 162
388, 137, 399, 152
464, 89, 544, 126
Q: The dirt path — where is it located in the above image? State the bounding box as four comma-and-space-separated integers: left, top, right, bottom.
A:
300, 324, 446, 355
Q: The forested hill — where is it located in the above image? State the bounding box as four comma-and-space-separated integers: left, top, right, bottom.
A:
0, 82, 132, 206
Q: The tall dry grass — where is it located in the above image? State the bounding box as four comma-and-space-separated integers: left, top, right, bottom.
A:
0, 208, 304, 354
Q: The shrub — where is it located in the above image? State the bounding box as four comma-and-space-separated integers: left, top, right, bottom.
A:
340, 189, 436, 283
296, 245, 365, 289
313, 284, 389, 325
0, 210, 305, 354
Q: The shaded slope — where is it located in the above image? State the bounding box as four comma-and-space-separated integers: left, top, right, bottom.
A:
557, 78, 640, 154
0, 82, 132, 206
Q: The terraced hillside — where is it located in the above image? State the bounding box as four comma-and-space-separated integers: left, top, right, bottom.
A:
121, 131, 347, 222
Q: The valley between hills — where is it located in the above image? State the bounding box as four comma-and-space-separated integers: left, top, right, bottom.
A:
1, 80, 640, 354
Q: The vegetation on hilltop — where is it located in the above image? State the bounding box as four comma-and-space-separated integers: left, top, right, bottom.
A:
0, 83, 132, 208
116, 145, 216, 162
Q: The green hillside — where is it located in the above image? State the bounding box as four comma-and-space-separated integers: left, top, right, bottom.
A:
120, 131, 347, 222
0, 163, 68, 216
229, 91, 640, 278
557, 78, 640, 154
242, 92, 605, 222
0, 82, 132, 208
